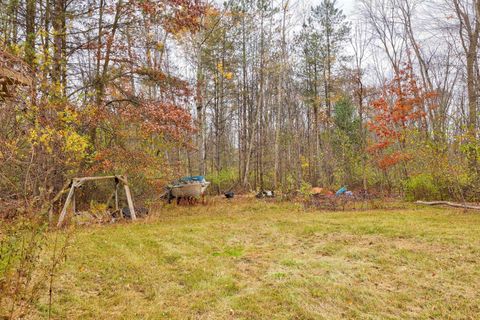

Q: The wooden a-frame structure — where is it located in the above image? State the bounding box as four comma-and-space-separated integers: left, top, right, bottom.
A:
57, 175, 136, 227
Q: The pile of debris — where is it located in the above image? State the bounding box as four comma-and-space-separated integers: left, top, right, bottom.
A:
256, 190, 275, 198
0, 50, 32, 99
304, 186, 374, 211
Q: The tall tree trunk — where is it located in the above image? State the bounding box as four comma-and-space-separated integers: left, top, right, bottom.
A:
258, 8, 265, 190
195, 38, 206, 176
52, 0, 64, 92
240, 0, 248, 188
25, 0, 36, 67
42, 0, 50, 82
453, 0, 479, 174
274, 0, 289, 190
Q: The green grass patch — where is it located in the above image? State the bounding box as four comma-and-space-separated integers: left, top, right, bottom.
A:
33, 199, 480, 319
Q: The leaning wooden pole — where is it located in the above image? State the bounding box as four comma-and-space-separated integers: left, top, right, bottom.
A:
115, 181, 119, 211
122, 176, 137, 220
72, 189, 76, 215
57, 182, 75, 227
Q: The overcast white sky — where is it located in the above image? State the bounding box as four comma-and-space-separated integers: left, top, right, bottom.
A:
337, 0, 356, 15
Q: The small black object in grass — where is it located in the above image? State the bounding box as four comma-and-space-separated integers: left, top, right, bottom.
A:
224, 192, 234, 199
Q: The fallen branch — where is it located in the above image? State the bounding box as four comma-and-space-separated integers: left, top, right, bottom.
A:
416, 201, 480, 210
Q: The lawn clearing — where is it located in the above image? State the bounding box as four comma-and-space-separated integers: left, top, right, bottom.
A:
37, 199, 480, 319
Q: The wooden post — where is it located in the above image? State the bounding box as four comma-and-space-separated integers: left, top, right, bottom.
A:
115, 179, 123, 218
115, 181, 119, 211
123, 180, 136, 220
72, 188, 76, 215
57, 182, 75, 227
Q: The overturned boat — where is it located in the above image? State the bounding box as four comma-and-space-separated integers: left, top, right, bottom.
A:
168, 176, 210, 198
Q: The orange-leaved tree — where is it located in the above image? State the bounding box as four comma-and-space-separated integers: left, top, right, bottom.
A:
367, 63, 438, 174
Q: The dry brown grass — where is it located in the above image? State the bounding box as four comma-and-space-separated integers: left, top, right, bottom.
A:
35, 198, 480, 319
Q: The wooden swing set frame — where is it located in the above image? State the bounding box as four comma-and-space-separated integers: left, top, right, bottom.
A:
57, 175, 136, 227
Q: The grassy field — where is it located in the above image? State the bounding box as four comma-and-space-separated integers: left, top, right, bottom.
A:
36, 199, 480, 319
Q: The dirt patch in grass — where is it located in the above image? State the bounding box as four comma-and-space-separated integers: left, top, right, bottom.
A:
35, 199, 480, 319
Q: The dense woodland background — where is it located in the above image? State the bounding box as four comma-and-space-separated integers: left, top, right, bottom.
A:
1, 0, 480, 215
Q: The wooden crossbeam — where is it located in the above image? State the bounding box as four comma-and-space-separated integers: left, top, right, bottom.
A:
74, 176, 117, 182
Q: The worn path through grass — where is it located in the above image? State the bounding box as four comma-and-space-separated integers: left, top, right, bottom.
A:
38, 200, 480, 319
